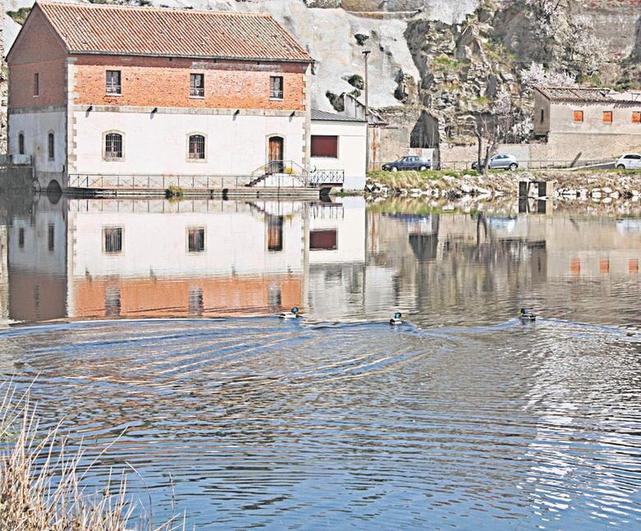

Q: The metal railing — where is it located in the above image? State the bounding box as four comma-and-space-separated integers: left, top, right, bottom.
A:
0, 154, 32, 167
248, 160, 309, 187
309, 170, 345, 187
67, 174, 253, 190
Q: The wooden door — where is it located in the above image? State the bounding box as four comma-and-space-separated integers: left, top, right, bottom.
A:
268, 137, 284, 173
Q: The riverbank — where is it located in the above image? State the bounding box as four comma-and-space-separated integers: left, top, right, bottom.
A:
366, 168, 641, 202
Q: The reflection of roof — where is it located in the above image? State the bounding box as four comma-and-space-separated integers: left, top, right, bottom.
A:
33, 1, 312, 63
311, 109, 367, 123
535, 86, 641, 105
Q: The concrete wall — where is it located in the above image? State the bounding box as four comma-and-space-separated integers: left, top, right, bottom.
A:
310, 119, 366, 190
70, 108, 306, 177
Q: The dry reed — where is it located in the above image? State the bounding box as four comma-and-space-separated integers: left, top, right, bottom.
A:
0, 383, 182, 531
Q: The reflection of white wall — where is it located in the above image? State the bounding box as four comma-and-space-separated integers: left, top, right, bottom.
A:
310, 119, 366, 190
68, 207, 304, 278
308, 196, 366, 264
72, 110, 306, 176
9, 211, 67, 275
9, 110, 66, 173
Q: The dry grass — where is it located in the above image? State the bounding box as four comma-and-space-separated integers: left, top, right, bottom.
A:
0, 384, 182, 531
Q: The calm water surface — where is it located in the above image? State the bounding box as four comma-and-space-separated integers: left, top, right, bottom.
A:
1, 194, 641, 529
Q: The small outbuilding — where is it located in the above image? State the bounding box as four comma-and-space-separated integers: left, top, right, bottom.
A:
310, 109, 367, 191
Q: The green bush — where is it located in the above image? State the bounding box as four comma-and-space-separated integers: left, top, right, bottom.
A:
165, 185, 184, 199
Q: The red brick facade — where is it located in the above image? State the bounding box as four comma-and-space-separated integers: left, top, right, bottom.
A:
8, 5, 309, 113
71, 56, 307, 111
8, 7, 67, 109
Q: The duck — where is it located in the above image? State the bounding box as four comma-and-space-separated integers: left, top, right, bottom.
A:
519, 308, 537, 322
279, 307, 301, 320
390, 312, 403, 326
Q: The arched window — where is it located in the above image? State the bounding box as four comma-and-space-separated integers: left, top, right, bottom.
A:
18, 133, 25, 155
188, 134, 206, 160
47, 132, 55, 160
104, 132, 123, 160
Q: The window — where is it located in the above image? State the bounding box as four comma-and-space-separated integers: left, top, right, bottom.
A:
189, 73, 204, 97
18, 227, 25, 249
310, 229, 337, 251
188, 287, 204, 315
104, 132, 123, 160
33, 73, 39, 96
47, 133, 55, 160
47, 224, 55, 252
104, 227, 123, 254
105, 287, 121, 317
268, 284, 281, 310
270, 76, 284, 100
18, 133, 25, 155
188, 227, 205, 252
573, 110, 584, 123
633, 111, 641, 124
106, 70, 121, 95
540, 109, 544, 123
603, 111, 613, 124
188, 135, 205, 160
311, 135, 339, 158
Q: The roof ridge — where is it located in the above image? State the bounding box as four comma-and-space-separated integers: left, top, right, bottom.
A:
37, 1, 272, 18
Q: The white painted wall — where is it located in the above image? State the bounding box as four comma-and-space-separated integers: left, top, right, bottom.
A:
310, 119, 367, 190
8, 111, 66, 174
9, 210, 67, 276
72, 110, 306, 177
308, 196, 366, 264
67, 207, 305, 278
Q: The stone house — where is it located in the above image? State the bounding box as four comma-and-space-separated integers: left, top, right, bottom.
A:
533, 86, 641, 162
6, 2, 315, 190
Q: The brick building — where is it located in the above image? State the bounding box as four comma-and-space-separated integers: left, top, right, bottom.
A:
6, 2, 313, 189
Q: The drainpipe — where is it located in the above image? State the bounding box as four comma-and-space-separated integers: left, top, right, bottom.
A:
362, 50, 371, 173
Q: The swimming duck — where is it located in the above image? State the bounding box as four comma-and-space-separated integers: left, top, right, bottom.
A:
519, 308, 537, 322
390, 312, 403, 325
279, 307, 301, 320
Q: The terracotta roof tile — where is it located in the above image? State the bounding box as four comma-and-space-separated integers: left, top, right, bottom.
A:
37, 1, 313, 63
536, 86, 641, 105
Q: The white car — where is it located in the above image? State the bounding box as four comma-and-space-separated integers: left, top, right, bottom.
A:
615, 153, 641, 170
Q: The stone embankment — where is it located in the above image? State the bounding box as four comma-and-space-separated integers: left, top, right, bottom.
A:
365, 170, 641, 203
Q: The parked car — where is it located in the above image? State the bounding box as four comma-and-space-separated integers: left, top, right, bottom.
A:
382, 156, 432, 172
471, 154, 519, 171
615, 153, 641, 170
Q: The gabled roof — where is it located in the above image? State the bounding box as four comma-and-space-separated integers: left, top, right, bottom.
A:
535, 86, 641, 105
28, 1, 312, 63
311, 109, 366, 123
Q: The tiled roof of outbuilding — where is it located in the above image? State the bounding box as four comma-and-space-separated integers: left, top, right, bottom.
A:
311, 109, 366, 122
36, 1, 313, 63
536, 86, 641, 105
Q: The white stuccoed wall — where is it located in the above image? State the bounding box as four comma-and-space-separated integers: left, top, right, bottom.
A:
67, 208, 305, 278
8, 110, 66, 173
310, 119, 367, 190
71, 110, 306, 176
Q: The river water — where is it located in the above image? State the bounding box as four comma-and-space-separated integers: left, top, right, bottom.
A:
1, 194, 641, 529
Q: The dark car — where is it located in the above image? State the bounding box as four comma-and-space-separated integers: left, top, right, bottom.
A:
382, 156, 432, 172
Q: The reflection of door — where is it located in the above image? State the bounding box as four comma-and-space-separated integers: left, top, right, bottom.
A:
268, 136, 284, 173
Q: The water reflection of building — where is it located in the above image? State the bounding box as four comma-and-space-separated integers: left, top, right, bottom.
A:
368, 211, 641, 321
5, 196, 370, 322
